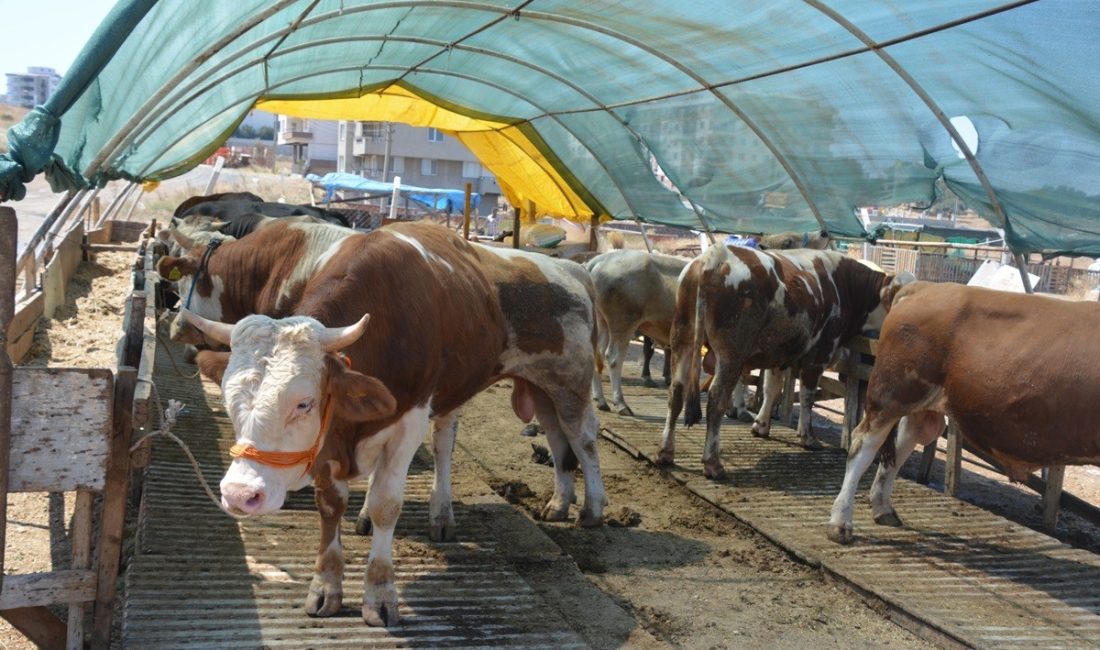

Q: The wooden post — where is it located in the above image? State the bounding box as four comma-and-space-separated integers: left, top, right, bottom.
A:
90, 367, 136, 648
589, 214, 599, 252
462, 183, 472, 240
778, 369, 797, 426
916, 442, 938, 485
0, 207, 16, 596
0, 607, 66, 649
67, 491, 94, 649
842, 355, 862, 451
1043, 465, 1066, 532
944, 418, 963, 497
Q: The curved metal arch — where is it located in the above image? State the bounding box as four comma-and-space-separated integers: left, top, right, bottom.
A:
801, 0, 1033, 290
128, 31, 709, 223
138, 64, 628, 219
83, 0, 305, 179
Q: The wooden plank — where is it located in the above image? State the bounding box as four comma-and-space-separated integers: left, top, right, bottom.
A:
0, 607, 66, 650
778, 370, 796, 425
1043, 465, 1066, 533
91, 366, 136, 649
945, 419, 962, 497
7, 292, 44, 348
512, 206, 522, 249
818, 375, 845, 400
9, 368, 114, 493
84, 243, 138, 253
462, 183, 472, 240
0, 570, 97, 609
842, 357, 863, 451
847, 336, 878, 356
67, 492, 94, 650
40, 224, 84, 319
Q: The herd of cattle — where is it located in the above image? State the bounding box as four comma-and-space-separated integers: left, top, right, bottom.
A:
152, 194, 1100, 627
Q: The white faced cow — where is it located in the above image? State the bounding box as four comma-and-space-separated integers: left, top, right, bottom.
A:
660, 244, 907, 479
176, 221, 606, 627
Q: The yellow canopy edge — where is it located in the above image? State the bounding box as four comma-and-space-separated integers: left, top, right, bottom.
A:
257, 85, 598, 224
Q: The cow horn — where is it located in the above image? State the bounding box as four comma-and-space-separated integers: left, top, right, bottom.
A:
319, 314, 371, 352
179, 309, 234, 346
170, 226, 197, 250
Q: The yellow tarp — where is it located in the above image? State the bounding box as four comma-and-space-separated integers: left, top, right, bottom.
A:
258, 85, 600, 224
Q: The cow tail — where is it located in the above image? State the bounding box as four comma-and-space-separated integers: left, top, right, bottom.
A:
876, 423, 898, 468
593, 308, 606, 375
683, 277, 707, 427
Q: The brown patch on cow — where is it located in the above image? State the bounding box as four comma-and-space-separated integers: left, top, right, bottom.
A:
312, 461, 347, 573
370, 499, 402, 530
367, 560, 395, 586
195, 350, 229, 384
494, 257, 583, 355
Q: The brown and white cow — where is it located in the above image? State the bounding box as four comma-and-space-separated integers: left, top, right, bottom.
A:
660, 244, 906, 479
758, 229, 831, 251
828, 282, 1100, 544
585, 250, 689, 415
175, 221, 606, 626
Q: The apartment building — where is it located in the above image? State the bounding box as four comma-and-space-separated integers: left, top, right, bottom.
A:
4, 67, 62, 108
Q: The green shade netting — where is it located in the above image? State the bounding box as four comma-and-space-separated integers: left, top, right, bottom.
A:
3, 0, 1099, 254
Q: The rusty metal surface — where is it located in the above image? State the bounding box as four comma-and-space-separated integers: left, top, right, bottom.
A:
123, 343, 585, 649
600, 376, 1100, 650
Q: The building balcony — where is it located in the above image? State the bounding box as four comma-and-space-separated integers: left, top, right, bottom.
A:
278, 130, 313, 145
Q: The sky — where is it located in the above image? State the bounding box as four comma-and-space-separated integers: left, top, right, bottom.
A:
0, 0, 118, 93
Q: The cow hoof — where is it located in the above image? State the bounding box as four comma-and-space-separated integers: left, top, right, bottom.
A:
305, 583, 343, 617
596, 402, 611, 412
616, 405, 635, 417
182, 345, 199, 364
703, 462, 727, 481
643, 378, 658, 388
751, 422, 770, 438
541, 502, 571, 522
429, 522, 458, 542
802, 438, 824, 451
736, 410, 755, 424
576, 509, 604, 528
355, 516, 372, 536
655, 448, 675, 466
826, 523, 855, 545
873, 510, 903, 527
362, 590, 399, 627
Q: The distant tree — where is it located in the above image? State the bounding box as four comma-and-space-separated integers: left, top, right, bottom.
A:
235, 124, 256, 139
257, 126, 275, 141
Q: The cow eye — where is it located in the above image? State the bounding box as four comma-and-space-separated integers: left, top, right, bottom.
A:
296, 398, 315, 414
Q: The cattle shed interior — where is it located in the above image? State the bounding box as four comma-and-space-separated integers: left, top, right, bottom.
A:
2, 0, 1100, 255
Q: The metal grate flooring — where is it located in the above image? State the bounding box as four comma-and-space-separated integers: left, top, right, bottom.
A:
600, 371, 1100, 649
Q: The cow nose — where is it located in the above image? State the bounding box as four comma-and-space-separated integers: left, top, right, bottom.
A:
221, 483, 266, 515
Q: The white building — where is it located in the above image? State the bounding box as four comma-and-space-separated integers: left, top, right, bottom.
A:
4, 67, 62, 108
276, 116, 339, 175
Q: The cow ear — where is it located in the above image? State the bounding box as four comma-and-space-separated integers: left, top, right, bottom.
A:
880, 272, 916, 313
195, 350, 230, 384
326, 355, 396, 422
157, 255, 198, 282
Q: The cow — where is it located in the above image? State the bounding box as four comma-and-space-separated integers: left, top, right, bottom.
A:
659, 244, 907, 479
827, 282, 1100, 544
166, 221, 607, 626
177, 196, 352, 229
172, 191, 265, 217
585, 250, 689, 415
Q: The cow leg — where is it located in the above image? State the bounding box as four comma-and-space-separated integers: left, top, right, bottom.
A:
538, 389, 607, 527
305, 462, 348, 617
701, 359, 737, 480
641, 336, 658, 388
606, 334, 634, 416
870, 411, 944, 527
827, 412, 900, 544
797, 367, 825, 450
428, 410, 459, 542
591, 316, 611, 412
661, 347, 671, 387
726, 370, 755, 422
658, 345, 695, 466
361, 407, 428, 627
751, 368, 784, 438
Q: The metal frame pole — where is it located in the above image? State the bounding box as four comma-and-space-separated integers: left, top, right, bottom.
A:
0, 207, 17, 595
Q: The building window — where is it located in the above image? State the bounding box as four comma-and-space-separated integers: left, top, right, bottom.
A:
462, 161, 481, 178
389, 156, 404, 174
427, 127, 444, 143
421, 158, 439, 176
360, 121, 383, 138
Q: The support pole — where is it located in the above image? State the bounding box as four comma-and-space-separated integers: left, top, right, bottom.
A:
1043, 465, 1066, 532
636, 220, 654, 253
462, 183, 472, 240
388, 176, 401, 220
0, 208, 15, 599
203, 155, 225, 195
512, 206, 521, 249
944, 419, 962, 497
122, 186, 146, 222
1014, 252, 1034, 294
589, 214, 599, 252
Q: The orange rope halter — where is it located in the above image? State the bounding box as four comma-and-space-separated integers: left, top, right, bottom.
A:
228, 354, 350, 476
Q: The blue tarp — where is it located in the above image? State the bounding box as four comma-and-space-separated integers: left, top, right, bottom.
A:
307, 172, 480, 214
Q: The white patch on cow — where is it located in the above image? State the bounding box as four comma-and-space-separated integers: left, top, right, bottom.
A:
277, 225, 357, 310
218, 315, 331, 515
392, 232, 455, 272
